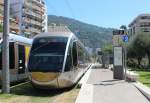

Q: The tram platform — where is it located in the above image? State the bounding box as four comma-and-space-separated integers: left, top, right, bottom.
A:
75, 63, 150, 103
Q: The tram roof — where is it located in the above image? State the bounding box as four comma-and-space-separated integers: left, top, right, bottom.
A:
0, 33, 33, 44
34, 32, 74, 39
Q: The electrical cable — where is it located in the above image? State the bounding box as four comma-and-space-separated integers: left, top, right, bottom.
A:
64, 0, 76, 19
45, 0, 59, 16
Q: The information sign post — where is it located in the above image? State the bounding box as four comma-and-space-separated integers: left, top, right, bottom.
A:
113, 30, 128, 80
113, 47, 124, 79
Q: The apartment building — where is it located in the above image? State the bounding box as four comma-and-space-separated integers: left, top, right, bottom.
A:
10, 0, 48, 38
0, 0, 3, 24
0, 0, 20, 34
128, 14, 150, 36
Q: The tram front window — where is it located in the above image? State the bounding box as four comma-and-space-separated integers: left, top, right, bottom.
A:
28, 37, 68, 72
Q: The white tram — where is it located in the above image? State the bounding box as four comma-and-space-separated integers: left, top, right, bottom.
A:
28, 32, 92, 89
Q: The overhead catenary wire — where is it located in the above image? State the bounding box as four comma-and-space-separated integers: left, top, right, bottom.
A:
46, 0, 86, 39
64, 0, 76, 19
64, 0, 87, 44
64, 0, 88, 25
45, 0, 60, 16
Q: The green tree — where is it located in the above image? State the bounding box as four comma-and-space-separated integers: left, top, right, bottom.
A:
120, 25, 127, 30
139, 32, 150, 66
127, 36, 145, 66
127, 32, 150, 67
0, 24, 3, 32
102, 43, 113, 54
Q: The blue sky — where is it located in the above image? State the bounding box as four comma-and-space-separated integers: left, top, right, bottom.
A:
45, 0, 150, 28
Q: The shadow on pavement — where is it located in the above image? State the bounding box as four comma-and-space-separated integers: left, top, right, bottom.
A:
92, 64, 102, 69
10, 82, 73, 97
101, 79, 121, 82
93, 79, 125, 86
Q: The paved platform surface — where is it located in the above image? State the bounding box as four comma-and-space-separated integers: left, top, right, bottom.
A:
76, 64, 150, 103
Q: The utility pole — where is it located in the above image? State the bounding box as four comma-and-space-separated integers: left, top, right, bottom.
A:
2, 0, 10, 93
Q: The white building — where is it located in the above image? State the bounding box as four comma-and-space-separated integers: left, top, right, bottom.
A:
10, 0, 48, 38
43, 4, 48, 32
129, 14, 150, 37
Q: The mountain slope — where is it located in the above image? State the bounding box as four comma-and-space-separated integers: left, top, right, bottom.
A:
48, 15, 113, 48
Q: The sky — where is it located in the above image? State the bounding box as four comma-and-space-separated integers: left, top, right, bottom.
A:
45, 0, 150, 28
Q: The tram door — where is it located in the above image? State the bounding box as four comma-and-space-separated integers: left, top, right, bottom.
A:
18, 45, 26, 74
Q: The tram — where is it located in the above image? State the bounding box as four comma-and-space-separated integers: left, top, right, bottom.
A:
0, 33, 32, 83
28, 32, 92, 89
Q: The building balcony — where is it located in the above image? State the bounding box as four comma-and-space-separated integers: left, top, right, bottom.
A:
32, 28, 41, 33
32, 5, 41, 12
32, 0, 45, 7
140, 25, 150, 27
140, 28, 150, 32
0, 0, 4, 5
30, 20, 42, 27
23, 10, 42, 20
10, 24, 19, 30
10, 26, 20, 34
139, 26, 150, 29
24, 20, 42, 29
23, 27, 42, 34
0, 5, 4, 18
0, 14, 19, 34
0, 4, 3, 11
24, 2, 44, 13
9, 22, 19, 34
0, 13, 3, 22
138, 19, 150, 23
23, 17, 30, 22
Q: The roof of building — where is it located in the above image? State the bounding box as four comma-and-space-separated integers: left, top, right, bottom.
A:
34, 32, 73, 39
48, 25, 72, 32
34, 26, 73, 38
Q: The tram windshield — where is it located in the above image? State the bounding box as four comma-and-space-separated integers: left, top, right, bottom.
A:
28, 37, 68, 72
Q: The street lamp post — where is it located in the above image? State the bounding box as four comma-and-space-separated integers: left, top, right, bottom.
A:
2, 0, 10, 93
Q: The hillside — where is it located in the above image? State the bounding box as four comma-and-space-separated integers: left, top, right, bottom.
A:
48, 15, 113, 48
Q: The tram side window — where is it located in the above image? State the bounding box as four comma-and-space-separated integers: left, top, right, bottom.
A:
64, 45, 72, 71
0, 42, 15, 70
72, 42, 77, 66
9, 42, 15, 69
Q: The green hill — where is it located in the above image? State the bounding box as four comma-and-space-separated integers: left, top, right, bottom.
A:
48, 15, 113, 48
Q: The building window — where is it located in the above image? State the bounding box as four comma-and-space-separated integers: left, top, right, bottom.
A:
141, 16, 150, 20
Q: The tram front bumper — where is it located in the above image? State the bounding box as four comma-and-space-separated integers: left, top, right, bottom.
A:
30, 72, 60, 88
